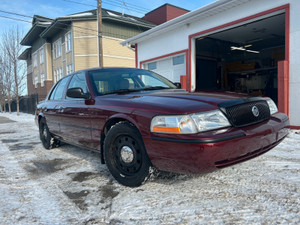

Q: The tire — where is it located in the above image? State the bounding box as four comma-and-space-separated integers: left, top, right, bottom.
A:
39, 118, 51, 149
104, 122, 152, 187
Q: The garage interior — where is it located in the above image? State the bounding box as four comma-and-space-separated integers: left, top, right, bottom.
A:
195, 13, 285, 104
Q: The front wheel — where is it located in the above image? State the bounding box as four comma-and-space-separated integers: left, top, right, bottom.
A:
104, 122, 152, 187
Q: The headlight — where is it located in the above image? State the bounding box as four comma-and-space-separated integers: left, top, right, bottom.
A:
150, 110, 231, 134
266, 98, 278, 114
191, 110, 231, 132
151, 115, 198, 134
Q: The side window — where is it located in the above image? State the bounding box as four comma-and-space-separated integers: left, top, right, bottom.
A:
66, 72, 88, 99
49, 77, 69, 100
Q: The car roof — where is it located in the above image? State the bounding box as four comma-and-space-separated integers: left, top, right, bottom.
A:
86, 67, 144, 72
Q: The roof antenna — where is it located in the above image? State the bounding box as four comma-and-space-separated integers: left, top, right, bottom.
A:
122, 1, 126, 16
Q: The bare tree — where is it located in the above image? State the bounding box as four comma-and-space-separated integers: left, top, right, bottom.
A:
0, 27, 26, 115
0, 56, 3, 112
0, 52, 14, 113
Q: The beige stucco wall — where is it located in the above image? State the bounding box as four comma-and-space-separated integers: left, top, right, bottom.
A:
73, 21, 97, 37
73, 20, 98, 71
45, 43, 52, 80
102, 37, 135, 67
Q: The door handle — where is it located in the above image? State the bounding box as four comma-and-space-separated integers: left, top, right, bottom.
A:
55, 105, 65, 112
58, 106, 65, 112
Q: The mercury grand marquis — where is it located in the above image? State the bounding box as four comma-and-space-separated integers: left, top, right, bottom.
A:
35, 68, 290, 187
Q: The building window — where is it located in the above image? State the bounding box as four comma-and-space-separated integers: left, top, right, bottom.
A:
40, 47, 44, 64
173, 55, 184, 65
148, 62, 157, 70
41, 73, 45, 87
65, 32, 72, 52
60, 67, 63, 79
34, 75, 38, 88
67, 64, 73, 75
33, 53, 38, 67
53, 38, 62, 58
56, 67, 63, 81
54, 70, 57, 83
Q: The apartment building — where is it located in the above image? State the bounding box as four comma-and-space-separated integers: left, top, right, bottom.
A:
19, 9, 155, 101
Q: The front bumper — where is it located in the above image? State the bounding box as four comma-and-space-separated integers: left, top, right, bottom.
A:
143, 113, 289, 174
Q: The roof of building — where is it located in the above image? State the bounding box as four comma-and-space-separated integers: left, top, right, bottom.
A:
20, 8, 155, 46
18, 47, 32, 60
41, 9, 155, 39
143, 3, 189, 16
121, 0, 251, 46
20, 15, 54, 46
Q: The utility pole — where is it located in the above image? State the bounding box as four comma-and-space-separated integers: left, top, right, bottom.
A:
97, 0, 104, 68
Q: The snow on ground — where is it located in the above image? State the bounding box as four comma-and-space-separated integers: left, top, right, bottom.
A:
0, 112, 299, 224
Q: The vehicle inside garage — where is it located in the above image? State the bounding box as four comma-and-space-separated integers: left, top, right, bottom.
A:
195, 13, 285, 104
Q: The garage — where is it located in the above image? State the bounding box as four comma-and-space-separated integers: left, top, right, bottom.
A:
194, 13, 285, 104
122, 0, 300, 128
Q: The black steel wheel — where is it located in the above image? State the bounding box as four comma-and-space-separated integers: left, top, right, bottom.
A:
104, 122, 152, 187
39, 118, 51, 149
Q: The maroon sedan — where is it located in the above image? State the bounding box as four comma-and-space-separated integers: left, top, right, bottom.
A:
36, 68, 289, 187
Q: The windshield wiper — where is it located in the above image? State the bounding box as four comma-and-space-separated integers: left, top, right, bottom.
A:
103, 89, 141, 95
102, 86, 172, 95
141, 86, 172, 91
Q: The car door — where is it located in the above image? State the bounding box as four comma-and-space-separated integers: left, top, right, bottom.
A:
43, 76, 70, 136
59, 72, 92, 148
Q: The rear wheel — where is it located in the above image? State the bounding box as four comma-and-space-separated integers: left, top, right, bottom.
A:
104, 122, 152, 187
39, 118, 51, 149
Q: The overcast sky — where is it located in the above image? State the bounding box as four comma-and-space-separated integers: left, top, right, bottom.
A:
0, 0, 217, 37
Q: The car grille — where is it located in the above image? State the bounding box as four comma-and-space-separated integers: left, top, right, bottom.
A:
221, 100, 270, 127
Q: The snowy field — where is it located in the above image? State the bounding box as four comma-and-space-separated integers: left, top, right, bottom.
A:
0, 112, 299, 224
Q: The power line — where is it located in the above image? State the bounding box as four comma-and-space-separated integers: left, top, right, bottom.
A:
0, 10, 133, 39
0, 9, 99, 35
0, 15, 31, 23
62, 0, 95, 8
103, 0, 150, 12
0, 10, 33, 19
62, 0, 148, 15
0, 2, 151, 39
62, 0, 145, 15
101, 0, 146, 14
119, 1, 143, 33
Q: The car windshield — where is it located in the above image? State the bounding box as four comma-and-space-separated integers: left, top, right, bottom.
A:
88, 68, 177, 95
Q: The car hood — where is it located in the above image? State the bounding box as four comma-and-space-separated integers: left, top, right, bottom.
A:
97, 89, 250, 114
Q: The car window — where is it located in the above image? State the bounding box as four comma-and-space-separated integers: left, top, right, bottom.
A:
49, 76, 69, 100
88, 69, 176, 95
139, 75, 167, 87
66, 72, 88, 99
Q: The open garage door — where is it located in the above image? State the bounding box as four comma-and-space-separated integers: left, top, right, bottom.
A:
195, 13, 285, 104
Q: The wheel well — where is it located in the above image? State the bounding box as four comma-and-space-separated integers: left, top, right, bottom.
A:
100, 118, 136, 164
104, 118, 133, 135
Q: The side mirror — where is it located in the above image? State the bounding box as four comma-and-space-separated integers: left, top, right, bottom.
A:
66, 87, 89, 99
174, 82, 181, 89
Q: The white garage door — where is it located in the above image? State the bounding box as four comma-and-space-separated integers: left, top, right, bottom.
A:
143, 54, 186, 83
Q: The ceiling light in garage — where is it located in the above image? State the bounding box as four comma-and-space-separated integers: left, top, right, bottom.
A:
231, 46, 259, 54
